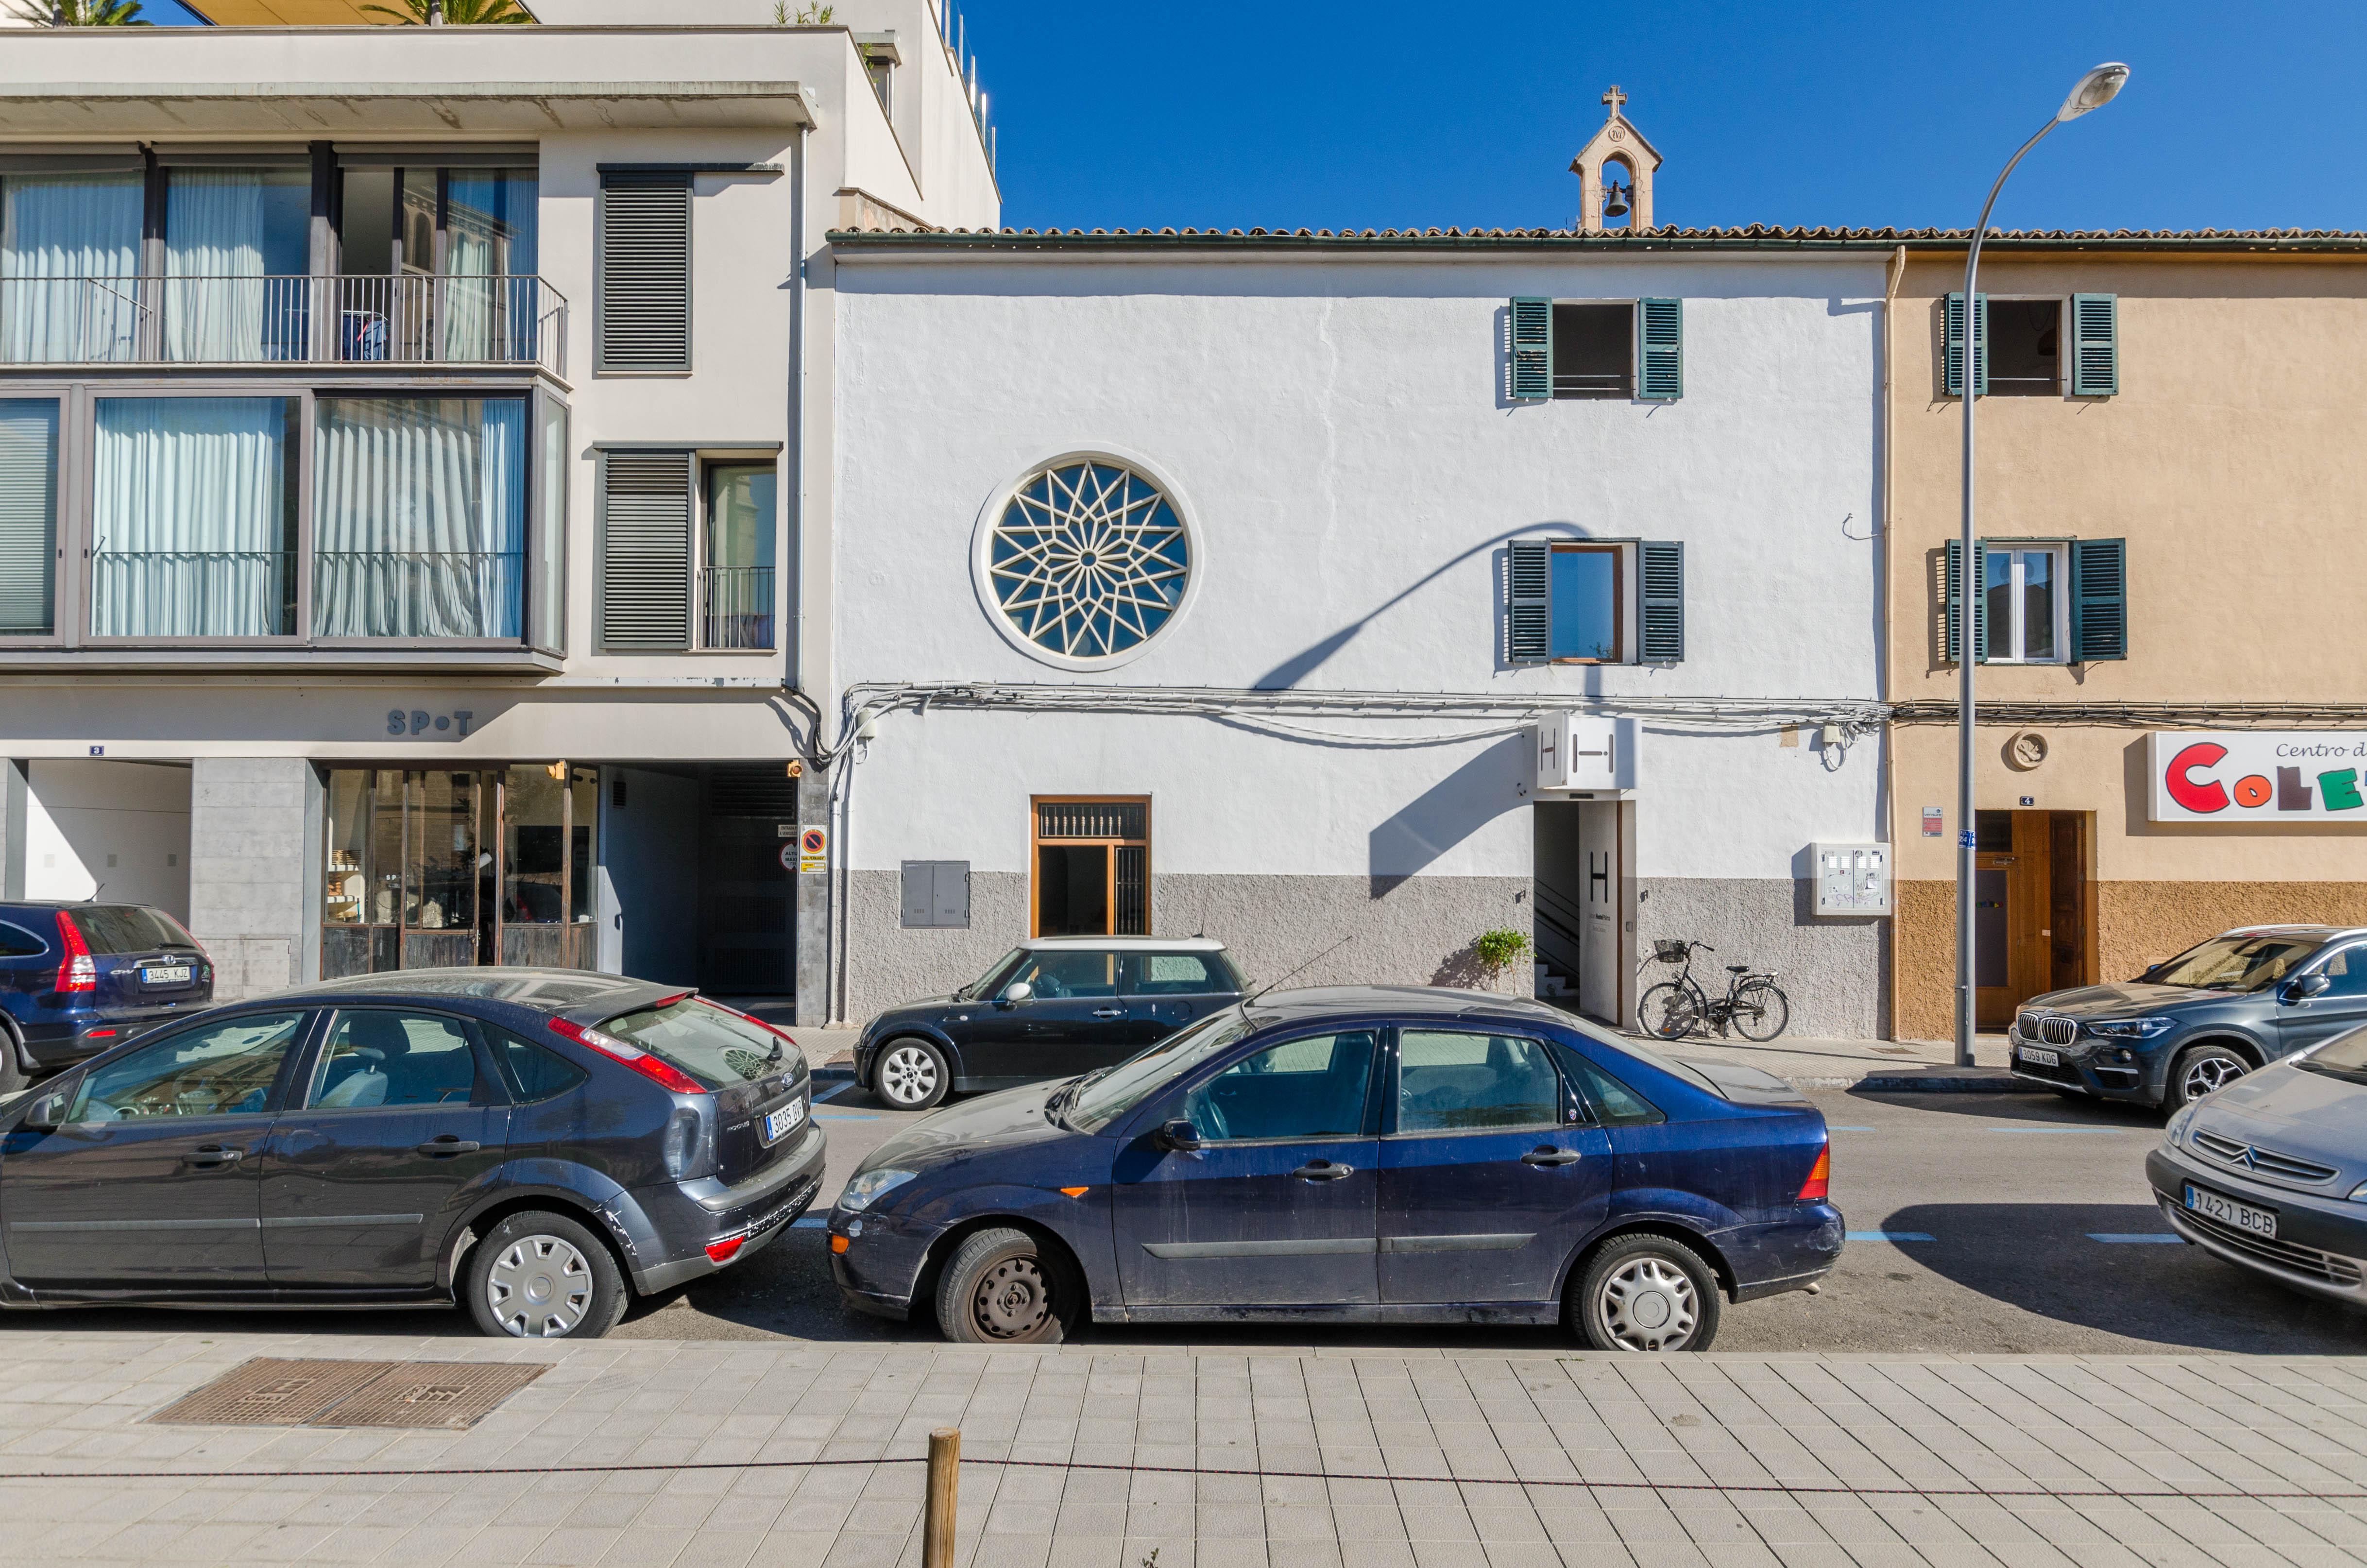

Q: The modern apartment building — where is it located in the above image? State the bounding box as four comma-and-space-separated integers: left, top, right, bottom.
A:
1883, 233, 2367, 1040
0, 0, 998, 1014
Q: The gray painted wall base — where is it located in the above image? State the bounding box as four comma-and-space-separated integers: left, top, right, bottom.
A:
189, 758, 314, 1003
1636, 877, 1889, 1040
840, 869, 1530, 1024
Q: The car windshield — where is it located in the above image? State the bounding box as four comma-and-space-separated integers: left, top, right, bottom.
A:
955, 949, 1024, 1001
2146, 933, 2327, 992
2299, 1024, 2367, 1086
600, 997, 793, 1089
1067, 1007, 1257, 1133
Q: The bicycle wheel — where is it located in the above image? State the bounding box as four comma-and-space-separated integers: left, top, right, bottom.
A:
1731, 979, 1790, 1041
1638, 982, 1702, 1041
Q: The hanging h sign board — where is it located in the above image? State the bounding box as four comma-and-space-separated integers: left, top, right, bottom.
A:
2149, 732, 2367, 822
1533, 714, 1641, 795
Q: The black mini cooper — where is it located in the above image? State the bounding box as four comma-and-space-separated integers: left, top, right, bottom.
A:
855, 938, 1245, 1110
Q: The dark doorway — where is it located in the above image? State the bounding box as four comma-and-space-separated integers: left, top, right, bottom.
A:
698, 765, 797, 995
1973, 808, 2094, 1025
1031, 798, 1149, 937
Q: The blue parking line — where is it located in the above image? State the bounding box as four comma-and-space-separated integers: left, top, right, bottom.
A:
792, 1216, 829, 1229
812, 1081, 855, 1103
2089, 1233, 2184, 1244
1847, 1230, 1936, 1243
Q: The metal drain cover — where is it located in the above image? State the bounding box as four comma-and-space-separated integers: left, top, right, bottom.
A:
149, 1357, 546, 1431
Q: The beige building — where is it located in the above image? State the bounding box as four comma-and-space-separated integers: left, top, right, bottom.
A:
1885, 235, 2367, 1040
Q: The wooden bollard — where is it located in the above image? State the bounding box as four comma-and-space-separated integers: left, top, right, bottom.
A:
923, 1427, 960, 1568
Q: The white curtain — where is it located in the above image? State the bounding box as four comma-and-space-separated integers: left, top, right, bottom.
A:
313, 397, 526, 639
442, 172, 535, 362
91, 397, 291, 638
0, 173, 142, 363
164, 169, 309, 363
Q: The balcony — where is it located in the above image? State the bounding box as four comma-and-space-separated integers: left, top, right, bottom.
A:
0, 274, 566, 375
701, 566, 777, 651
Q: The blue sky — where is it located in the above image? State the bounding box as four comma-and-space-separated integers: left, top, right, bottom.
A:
132, 0, 2365, 235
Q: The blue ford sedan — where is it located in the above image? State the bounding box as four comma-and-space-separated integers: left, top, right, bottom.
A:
829, 987, 1841, 1352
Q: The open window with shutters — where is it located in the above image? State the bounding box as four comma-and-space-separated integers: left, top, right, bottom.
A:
1507, 539, 1683, 665
1033, 797, 1149, 937
1943, 537, 2125, 665
596, 171, 691, 374
1944, 292, 2117, 398
1510, 297, 1682, 402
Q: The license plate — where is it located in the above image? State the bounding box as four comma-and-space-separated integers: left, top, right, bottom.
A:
141, 965, 192, 985
2017, 1046, 2060, 1068
2187, 1183, 2276, 1238
765, 1100, 806, 1141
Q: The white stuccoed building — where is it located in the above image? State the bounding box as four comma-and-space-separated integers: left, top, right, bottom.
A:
821, 224, 1895, 1037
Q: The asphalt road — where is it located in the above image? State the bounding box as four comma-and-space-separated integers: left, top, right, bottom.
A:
9, 1080, 2365, 1355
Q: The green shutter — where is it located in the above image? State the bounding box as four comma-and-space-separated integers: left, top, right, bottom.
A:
1510, 298, 1551, 402
1943, 292, 1988, 398
1507, 540, 1551, 660
2070, 293, 2118, 396
1638, 540, 1684, 663
2070, 537, 2128, 661
1942, 538, 1989, 664
1637, 298, 1683, 401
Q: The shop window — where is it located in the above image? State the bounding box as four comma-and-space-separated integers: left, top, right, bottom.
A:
1033, 797, 1149, 937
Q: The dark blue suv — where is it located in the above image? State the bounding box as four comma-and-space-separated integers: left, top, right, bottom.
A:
0, 902, 213, 1089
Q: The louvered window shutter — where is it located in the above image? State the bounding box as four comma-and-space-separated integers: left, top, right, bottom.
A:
1943, 292, 1988, 397
2070, 537, 2128, 662
0, 399, 58, 635
599, 451, 692, 650
598, 174, 692, 372
1507, 540, 1551, 660
1638, 298, 1683, 400
1638, 540, 1684, 664
1510, 298, 1551, 402
1942, 538, 1989, 663
2070, 293, 2118, 396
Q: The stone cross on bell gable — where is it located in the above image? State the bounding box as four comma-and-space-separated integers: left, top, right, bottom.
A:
1571, 83, 1662, 231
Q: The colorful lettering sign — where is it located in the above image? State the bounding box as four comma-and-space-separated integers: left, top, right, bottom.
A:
2147, 732, 2367, 822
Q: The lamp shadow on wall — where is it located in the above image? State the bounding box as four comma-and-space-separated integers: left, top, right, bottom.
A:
1253, 523, 1608, 691
1368, 733, 1528, 897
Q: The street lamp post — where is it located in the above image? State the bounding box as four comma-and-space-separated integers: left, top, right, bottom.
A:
1955, 62, 2131, 1068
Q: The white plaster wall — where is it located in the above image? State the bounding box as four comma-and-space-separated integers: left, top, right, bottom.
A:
23, 760, 192, 920
831, 254, 1888, 882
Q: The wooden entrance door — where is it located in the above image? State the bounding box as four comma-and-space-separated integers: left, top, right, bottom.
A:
1974, 810, 2094, 1026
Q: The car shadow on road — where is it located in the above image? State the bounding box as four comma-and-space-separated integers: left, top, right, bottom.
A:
1850, 1088, 2166, 1127
1874, 1200, 2367, 1354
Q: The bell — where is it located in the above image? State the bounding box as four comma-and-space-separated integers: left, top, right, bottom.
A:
1602, 182, 1631, 219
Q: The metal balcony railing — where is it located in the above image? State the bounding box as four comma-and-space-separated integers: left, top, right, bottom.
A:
700, 565, 776, 650
0, 274, 567, 374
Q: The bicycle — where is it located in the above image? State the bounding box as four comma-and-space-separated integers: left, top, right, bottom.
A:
1636, 939, 1790, 1042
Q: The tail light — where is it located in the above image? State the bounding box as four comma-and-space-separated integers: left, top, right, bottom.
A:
53, 911, 95, 993
704, 1235, 747, 1265
547, 1017, 706, 1095
1798, 1143, 1831, 1203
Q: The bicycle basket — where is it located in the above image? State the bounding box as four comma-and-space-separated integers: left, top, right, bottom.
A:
1652, 939, 1691, 964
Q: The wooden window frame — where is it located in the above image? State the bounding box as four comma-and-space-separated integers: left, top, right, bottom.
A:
1030, 794, 1151, 938
1548, 543, 1623, 665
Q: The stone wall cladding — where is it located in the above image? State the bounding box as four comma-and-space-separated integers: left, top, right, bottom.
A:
1894, 877, 2367, 1041
840, 870, 1529, 1024
189, 758, 310, 1003
1637, 877, 1888, 1041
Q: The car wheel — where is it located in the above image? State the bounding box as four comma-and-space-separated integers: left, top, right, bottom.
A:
935, 1227, 1073, 1346
465, 1210, 628, 1340
1571, 1233, 1723, 1353
2165, 1043, 2250, 1111
876, 1038, 950, 1111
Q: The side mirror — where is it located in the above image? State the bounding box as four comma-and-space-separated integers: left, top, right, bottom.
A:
19, 1090, 68, 1132
1155, 1118, 1202, 1153
998, 981, 1033, 1006
2286, 973, 2332, 1003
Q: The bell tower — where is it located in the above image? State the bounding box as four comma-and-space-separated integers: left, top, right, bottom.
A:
1571, 84, 1663, 232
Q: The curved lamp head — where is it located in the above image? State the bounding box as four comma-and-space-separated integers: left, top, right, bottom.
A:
2058, 62, 2130, 121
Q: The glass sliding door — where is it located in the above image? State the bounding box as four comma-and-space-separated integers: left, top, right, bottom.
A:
0, 399, 58, 635
313, 396, 527, 639
0, 171, 143, 362
701, 463, 776, 649
443, 169, 537, 362
161, 166, 309, 362
91, 396, 298, 638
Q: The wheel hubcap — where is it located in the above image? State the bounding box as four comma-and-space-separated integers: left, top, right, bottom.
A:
486, 1234, 592, 1338
972, 1257, 1049, 1339
1599, 1258, 1698, 1351
882, 1046, 938, 1105
2186, 1056, 2246, 1099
